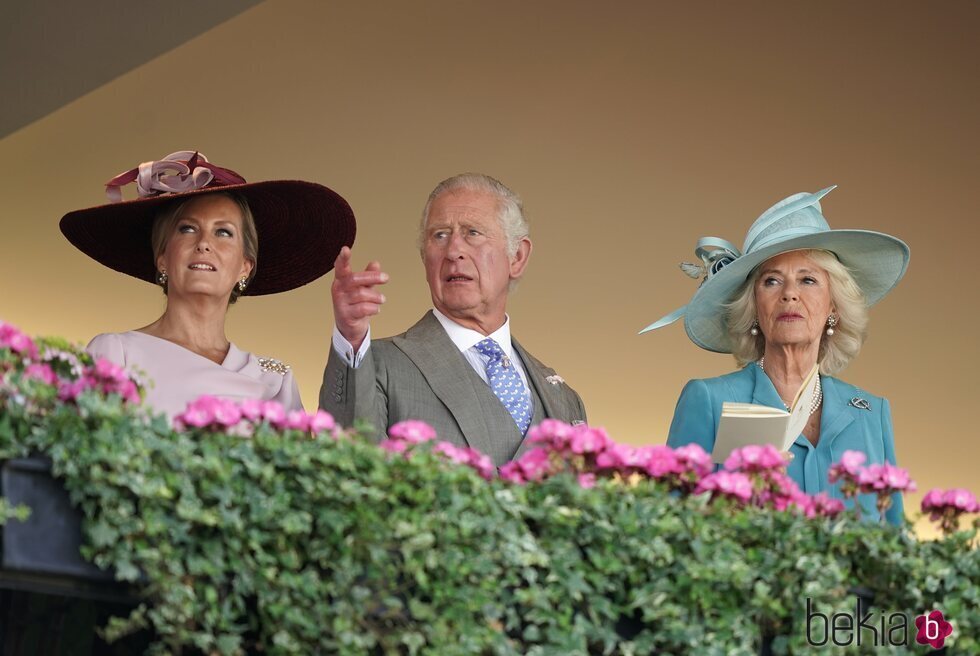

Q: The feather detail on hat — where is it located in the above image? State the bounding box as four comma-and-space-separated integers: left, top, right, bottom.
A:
679, 262, 705, 279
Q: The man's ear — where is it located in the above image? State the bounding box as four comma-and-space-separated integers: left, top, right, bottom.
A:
509, 237, 532, 279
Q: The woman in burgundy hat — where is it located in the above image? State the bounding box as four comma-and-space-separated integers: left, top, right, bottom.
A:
60, 151, 356, 419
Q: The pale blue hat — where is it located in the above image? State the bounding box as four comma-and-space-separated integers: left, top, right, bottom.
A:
640, 186, 910, 353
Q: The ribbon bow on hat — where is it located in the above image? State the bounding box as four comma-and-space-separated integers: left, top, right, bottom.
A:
644, 236, 743, 333
105, 151, 246, 202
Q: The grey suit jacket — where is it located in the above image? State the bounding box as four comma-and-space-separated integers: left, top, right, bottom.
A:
319, 311, 587, 465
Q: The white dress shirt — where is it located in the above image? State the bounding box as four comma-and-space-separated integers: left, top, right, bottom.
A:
331, 309, 532, 402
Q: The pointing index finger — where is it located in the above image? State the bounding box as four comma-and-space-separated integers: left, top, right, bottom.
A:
334, 246, 353, 278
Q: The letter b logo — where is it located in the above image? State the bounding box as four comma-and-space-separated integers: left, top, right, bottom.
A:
915, 610, 953, 649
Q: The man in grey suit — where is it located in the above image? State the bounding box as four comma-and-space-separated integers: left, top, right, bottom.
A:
319, 173, 586, 466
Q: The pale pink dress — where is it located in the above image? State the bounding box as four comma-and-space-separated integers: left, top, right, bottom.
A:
87, 331, 303, 419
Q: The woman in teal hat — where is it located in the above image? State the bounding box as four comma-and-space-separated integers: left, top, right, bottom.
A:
642, 187, 910, 524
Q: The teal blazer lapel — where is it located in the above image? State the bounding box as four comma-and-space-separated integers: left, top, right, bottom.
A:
750, 363, 787, 409
817, 376, 854, 446
392, 312, 498, 456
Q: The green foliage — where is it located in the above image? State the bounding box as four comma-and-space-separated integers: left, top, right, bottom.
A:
1, 336, 978, 654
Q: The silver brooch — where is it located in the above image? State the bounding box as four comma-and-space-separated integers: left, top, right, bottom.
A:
848, 397, 871, 411
258, 357, 290, 376
545, 374, 565, 386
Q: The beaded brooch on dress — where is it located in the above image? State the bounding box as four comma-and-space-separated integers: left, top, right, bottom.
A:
258, 357, 290, 375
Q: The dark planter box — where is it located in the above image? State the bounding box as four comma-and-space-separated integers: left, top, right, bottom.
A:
0, 458, 148, 655
2, 457, 111, 582
0, 457, 137, 603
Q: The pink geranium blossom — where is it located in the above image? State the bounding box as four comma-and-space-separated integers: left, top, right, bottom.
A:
309, 410, 336, 435
921, 487, 979, 535
516, 447, 552, 481
388, 420, 437, 444
285, 410, 311, 432
644, 446, 682, 478
696, 471, 753, 503
23, 363, 58, 386
260, 401, 287, 428
569, 426, 610, 455
380, 438, 409, 454
673, 444, 713, 482
239, 398, 263, 422
527, 419, 575, 452
806, 493, 846, 519
0, 321, 39, 359
499, 461, 525, 484
724, 444, 787, 473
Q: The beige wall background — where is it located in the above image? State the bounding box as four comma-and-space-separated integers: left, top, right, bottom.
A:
1, 1, 977, 534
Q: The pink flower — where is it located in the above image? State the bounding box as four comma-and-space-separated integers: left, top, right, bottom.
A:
921, 487, 979, 534
921, 488, 945, 512
93, 358, 126, 381
57, 379, 88, 402
696, 471, 753, 502
380, 438, 408, 454
527, 419, 575, 452
388, 420, 437, 444
808, 493, 845, 519
260, 401, 287, 427
922, 488, 979, 515
839, 450, 867, 474
211, 398, 242, 427
468, 451, 496, 480
239, 398, 263, 422
595, 443, 634, 470
285, 410, 311, 431
175, 396, 219, 429
23, 363, 57, 386
946, 488, 979, 512
118, 380, 140, 404
674, 443, 713, 478
569, 426, 610, 455
433, 441, 470, 465
577, 473, 596, 489
0, 321, 38, 359
724, 444, 787, 472
516, 447, 552, 481
644, 446, 681, 478
880, 464, 916, 492
499, 461, 526, 484
309, 410, 336, 434
829, 450, 867, 484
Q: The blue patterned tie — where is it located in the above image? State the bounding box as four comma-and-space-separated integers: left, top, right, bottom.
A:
474, 338, 531, 435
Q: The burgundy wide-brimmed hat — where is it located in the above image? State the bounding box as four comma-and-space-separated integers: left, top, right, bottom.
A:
60, 150, 356, 296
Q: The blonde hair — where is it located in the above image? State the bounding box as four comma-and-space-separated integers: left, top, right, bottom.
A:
726, 249, 869, 375
150, 192, 258, 304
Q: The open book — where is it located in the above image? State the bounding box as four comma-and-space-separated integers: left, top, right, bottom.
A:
711, 364, 819, 464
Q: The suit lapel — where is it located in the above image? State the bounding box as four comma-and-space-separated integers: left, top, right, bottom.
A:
511, 338, 570, 458
392, 312, 498, 456
512, 338, 562, 420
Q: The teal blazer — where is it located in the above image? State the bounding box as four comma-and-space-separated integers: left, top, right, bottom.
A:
666, 365, 904, 525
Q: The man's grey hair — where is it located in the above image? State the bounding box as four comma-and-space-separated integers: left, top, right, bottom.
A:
418, 173, 529, 257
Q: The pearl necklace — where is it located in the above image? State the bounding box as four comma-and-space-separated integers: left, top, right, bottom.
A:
758, 357, 823, 416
